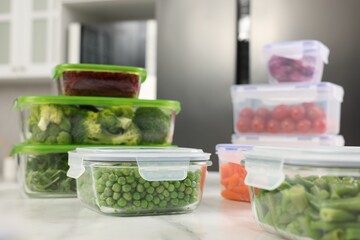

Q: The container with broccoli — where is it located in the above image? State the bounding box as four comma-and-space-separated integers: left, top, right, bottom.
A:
14, 96, 180, 146
243, 146, 360, 240
13, 144, 78, 198
67, 147, 211, 216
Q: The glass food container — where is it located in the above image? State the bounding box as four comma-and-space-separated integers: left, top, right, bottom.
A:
231, 82, 344, 135
243, 146, 360, 240
67, 147, 211, 216
12, 144, 78, 198
14, 96, 180, 145
53, 64, 147, 98
263, 40, 329, 84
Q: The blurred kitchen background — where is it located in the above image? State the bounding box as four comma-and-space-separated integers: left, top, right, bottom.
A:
0, 0, 359, 175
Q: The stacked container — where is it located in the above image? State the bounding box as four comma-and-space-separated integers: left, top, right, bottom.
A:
217, 40, 345, 203
13, 64, 212, 216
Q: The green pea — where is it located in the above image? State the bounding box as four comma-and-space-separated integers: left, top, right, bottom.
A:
170, 192, 178, 199
109, 174, 118, 182
179, 200, 187, 206
99, 193, 106, 200
174, 181, 181, 188
162, 182, 169, 188
156, 185, 165, 194
145, 194, 153, 202
148, 202, 155, 210
117, 177, 126, 185
190, 197, 197, 203
102, 173, 109, 181
184, 195, 190, 202
113, 192, 121, 200
144, 182, 150, 188
191, 181, 197, 188
187, 171, 195, 181
106, 197, 115, 206
105, 181, 113, 187
141, 200, 148, 208
137, 184, 144, 192
146, 187, 155, 194
192, 189, 198, 197
97, 178, 105, 186
123, 192, 132, 201
122, 184, 131, 193
114, 169, 123, 176
163, 190, 170, 198
133, 200, 141, 207
151, 181, 160, 187
104, 187, 113, 197
179, 184, 186, 192
184, 179, 192, 187
168, 184, 175, 192
134, 170, 141, 179
153, 197, 160, 205
94, 170, 102, 179
117, 198, 127, 207
178, 192, 185, 199
126, 176, 135, 184
170, 199, 179, 206
113, 203, 120, 209
159, 200, 167, 208
133, 192, 141, 201
96, 184, 105, 193
131, 182, 137, 188
185, 187, 193, 195
99, 200, 106, 206
138, 178, 146, 184
112, 183, 121, 193
159, 195, 165, 200
122, 168, 131, 176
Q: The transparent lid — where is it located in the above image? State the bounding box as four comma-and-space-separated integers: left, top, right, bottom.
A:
14, 96, 181, 114
231, 134, 345, 147
244, 146, 360, 190
231, 82, 344, 103
216, 144, 253, 151
263, 40, 329, 63
52, 64, 147, 83
67, 147, 211, 181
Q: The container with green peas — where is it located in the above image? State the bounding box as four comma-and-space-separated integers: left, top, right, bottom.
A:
67, 147, 211, 216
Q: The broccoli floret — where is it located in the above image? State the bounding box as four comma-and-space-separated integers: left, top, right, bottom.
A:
133, 107, 171, 144
98, 108, 133, 134
28, 104, 72, 144
110, 106, 134, 119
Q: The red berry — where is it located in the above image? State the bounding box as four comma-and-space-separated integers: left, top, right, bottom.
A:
290, 105, 306, 121
272, 104, 290, 120
280, 118, 296, 133
236, 117, 251, 133
297, 119, 312, 133
307, 106, 325, 120
251, 117, 265, 133
256, 107, 270, 119
266, 119, 280, 133
312, 118, 327, 134
239, 108, 254, 119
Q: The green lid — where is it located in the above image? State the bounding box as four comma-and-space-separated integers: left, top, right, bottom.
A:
52, 64, 147, 83
11, 144, 83, 156
14, 96, 181, 114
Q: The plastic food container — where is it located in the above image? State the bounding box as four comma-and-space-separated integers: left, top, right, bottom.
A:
12, 144, 77, 198
232, 134, 345, 147
263, 40, 329, 84
216, 144, 252, 202
231, 82, 344, 135
67, 147, 211, 216
53, 64, 147, 98
14, 96, 180, 145
243, 146, 360, 240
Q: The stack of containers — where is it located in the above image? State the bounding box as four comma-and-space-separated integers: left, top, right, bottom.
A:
217, 40, 345, 202
12, 64, 212, 216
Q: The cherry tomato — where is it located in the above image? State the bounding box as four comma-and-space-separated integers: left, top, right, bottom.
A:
266, 118, 280, 133
297, 119, 312, 133
256, 107, 270, 120
272, 104, 290, 120
290, 105, 306, 121
280, 118, 296, 133
251, 117, 265, 133
307, 106, 325, 120
312, 118, 327, 134
239, 108, 254, 119
236, 117, 251, 133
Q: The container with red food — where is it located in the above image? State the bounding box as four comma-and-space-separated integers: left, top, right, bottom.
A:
216, 144, 252, 202
231, 82, 344, 135
263, 40, 329, 84
53, 64, 147, 98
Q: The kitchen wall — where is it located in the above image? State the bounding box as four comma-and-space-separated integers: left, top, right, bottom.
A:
251, 0, 360, 145
0, 82, 53, 175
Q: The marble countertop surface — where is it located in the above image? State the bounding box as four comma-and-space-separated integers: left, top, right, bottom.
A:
0, 172, 280, 240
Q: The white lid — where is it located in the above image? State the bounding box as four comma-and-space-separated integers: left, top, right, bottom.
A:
232, 134, 345, 146
243, 146, 360, 191
263, 40, 329, 63
67, 147, 211, 181
231, 82, 344, 103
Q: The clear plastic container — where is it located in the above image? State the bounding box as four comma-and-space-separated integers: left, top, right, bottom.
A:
243, 146, 360, 240
232, 134, 345, 147
216, 144, 252, 202
263, 40, 329, 84
67, 147, 211, 216
53, 64, 147, 98
231, 82, 344, 135
14, 96, 180, 145
12, 144, 77, 198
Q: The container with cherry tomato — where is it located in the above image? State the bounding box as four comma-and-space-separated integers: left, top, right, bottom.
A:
231, 82, 344, 135
263, 40, 329, 84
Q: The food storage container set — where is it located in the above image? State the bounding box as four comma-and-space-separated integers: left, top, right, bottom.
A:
219, 41, 344, 203
12, 63, 212, 216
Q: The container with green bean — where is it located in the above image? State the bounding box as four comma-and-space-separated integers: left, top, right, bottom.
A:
67, 147, 211, 216
243, 146, 360, 240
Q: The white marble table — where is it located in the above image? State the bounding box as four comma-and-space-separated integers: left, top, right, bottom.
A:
0, 172, 281, 240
